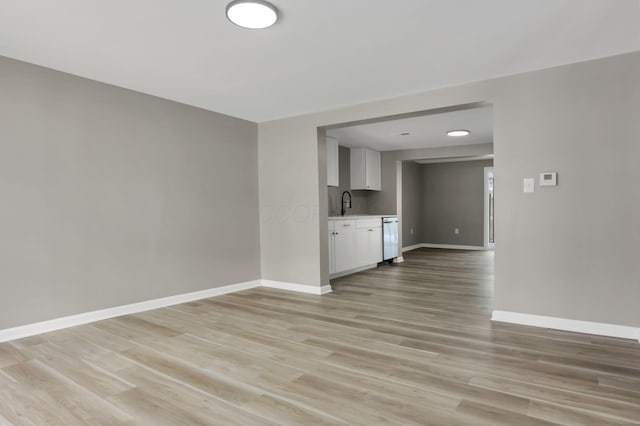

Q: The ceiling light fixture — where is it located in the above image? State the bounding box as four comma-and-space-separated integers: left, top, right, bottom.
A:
447, 130, 470, 137
226, 0, 278, 29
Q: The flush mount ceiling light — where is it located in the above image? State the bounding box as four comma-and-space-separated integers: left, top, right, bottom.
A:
447, 130, 470, 137
226, 0, 278, 29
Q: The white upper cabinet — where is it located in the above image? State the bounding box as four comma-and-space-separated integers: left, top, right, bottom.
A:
326, 137, 339, 187
350, 147, 381, 191
365, 148, 381, 190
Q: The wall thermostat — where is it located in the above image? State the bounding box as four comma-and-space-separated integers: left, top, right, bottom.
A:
539, 172, 557, 186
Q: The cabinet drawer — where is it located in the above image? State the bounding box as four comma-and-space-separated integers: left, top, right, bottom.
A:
356, 218, 382, 229
333, 220, 356, 231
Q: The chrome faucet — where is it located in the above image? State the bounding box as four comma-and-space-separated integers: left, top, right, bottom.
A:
341, 191, 352, 216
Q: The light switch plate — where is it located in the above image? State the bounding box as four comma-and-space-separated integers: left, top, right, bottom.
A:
540, 172, 558, 186
523, 178, 535, 193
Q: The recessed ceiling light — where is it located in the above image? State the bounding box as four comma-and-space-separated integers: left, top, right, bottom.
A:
447, 130, 470, 137
400, 132, 411, 136
226, 0, 278, 29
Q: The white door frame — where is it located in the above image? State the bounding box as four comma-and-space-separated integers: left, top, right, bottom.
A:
484, 167, 494, 249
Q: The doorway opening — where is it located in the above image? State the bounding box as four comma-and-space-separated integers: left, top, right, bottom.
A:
320, 102, 494, 283
403, 155, 493, 251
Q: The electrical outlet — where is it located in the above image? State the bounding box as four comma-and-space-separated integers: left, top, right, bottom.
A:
454, 228, 460, 235
410, 228, 414, 235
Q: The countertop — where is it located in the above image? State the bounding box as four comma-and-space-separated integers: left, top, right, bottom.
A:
329, 214, 397, 220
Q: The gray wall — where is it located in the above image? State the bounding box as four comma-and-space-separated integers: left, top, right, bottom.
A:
421, 160, 493, 246
401, 161, 423, 246
260, 51, 640, 329
327, 146, 371, 216
0, 56, 261, 329
369, 144, 493, 220
493, 53, 639, 327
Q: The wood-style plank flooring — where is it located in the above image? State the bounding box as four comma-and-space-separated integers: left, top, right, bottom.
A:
1, 248, 639, 425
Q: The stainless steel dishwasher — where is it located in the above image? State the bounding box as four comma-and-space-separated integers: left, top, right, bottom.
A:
382, 217, 398, 261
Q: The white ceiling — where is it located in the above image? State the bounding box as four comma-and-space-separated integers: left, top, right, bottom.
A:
327, 106, 493, 151
0, 1, 638, 122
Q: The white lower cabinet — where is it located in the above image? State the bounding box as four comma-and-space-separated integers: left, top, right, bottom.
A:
332, 220, 358, 272
328, 230, 336, 275
329, 217, 383, 276
357, 226, 382, 265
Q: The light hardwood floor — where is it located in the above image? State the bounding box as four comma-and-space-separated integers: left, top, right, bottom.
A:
1, 248, 639, 425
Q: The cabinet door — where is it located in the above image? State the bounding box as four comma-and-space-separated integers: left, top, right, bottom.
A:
349, 147, 367, 190
328, 231, 336, 274
367, 227, 383, 264
334, 223, 358, 272
326, 138, 339, 187
356, 228, 370, 266
357, 226, 383, 266
365, 148, 381, 190
350, 148, 380, 191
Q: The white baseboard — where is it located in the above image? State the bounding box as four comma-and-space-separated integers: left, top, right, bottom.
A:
422, 243, 487, 251
0, 280, 262, 344
402, 243, 488, 252
492, 310, 640, 342
0, 277, 337, 344
329, 258, 404, 279
401, 244, 424, 252
261, 280, 332, 295
329, 264, 378, 279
